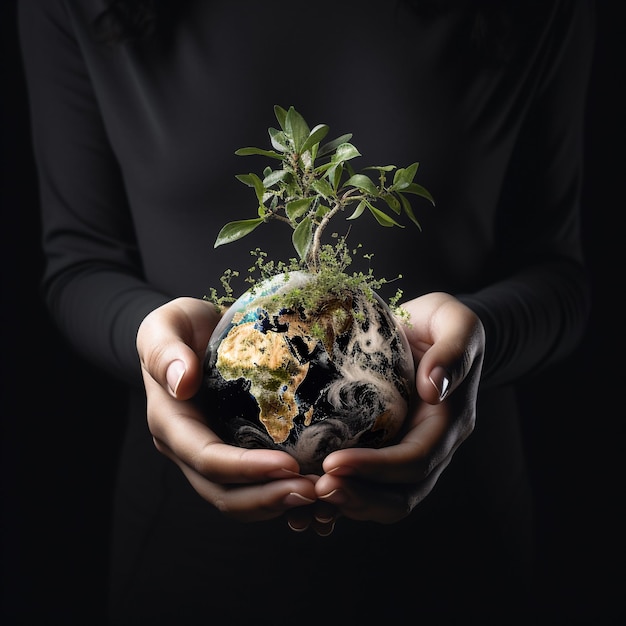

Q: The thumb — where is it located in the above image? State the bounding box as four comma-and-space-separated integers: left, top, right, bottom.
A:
136, 297, 220, 400
163, 356, 198, 400
409, 295, 485, 404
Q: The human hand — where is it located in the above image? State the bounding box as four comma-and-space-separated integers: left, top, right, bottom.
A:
136, 297, 329, 529
311, 292, 485, 525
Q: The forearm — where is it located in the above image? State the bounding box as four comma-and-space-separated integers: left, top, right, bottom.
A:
459, 258, 590, 388
44, 267, 171, 387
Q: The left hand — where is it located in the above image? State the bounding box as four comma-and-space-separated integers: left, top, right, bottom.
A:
286, 292, 484, 531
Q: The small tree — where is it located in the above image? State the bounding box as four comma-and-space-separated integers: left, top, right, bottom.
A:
209, 105, 434, 309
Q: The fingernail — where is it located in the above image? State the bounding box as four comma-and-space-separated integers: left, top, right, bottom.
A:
325, 466, 355, 476
314, 513, 335, 524
287, 520, 309, 533
283, 492, 316, 507
315, 521, 336, 537
318, 488, 347, 505
166, 360, 186, 397
428, 365, 450, 401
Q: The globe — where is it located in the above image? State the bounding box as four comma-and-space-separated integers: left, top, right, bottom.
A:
203, 271, 415, 473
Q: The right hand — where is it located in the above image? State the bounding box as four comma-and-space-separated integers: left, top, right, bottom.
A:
136, 297, 333, 531
312, 292, 484, 523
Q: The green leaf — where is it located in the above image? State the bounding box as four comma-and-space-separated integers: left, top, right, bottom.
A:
346, 200, 367, 221
364, 165, 396, 172
235, 147, 284, 160
236, 173, 266, 203
300, 124, 330, 155
268, 128, 288, 152
318, 133, 353, 158
310, 178, 335, 199
284, 180, 300, 198
285, 107, 310, 153
344, 173, 379, 196
315, 204, 330, 219
292, 215, 312, 260
274, 105, 288, 130
313, 161, 333, 176
247, 173, 265, 203
403, 182, 436, 205
382, 192, 401, 215
286, 197, 313, 221
235, 173, 256, 187
262, 169, 290, 188
392, 162, 420, 190
398, 193, 422, 229
365, 202, 404, 228
328, 162, 344, 191
331, 142, 361, 163
214, 218, 264, 248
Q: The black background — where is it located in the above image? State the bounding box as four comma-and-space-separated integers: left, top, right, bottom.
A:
2, 2, 624, 624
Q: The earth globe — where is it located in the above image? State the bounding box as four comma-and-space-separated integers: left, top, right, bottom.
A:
203, 271, 415, 473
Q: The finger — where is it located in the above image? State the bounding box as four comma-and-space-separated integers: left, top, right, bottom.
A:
137, 297, 220, 399
310, 502, 339, 537
286, 507, 313, 533
284, 475, 338, 536
285, 503, 338, 536
145, 374, 302, 482
320, 399, 457, 485
403, 294, 485, 404
315, 447, 457, 524
156, 440, 318, 522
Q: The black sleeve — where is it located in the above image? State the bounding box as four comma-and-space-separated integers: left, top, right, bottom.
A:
459, 0, 594, 388
18, 0, 170, 387
19, 0, 595, 392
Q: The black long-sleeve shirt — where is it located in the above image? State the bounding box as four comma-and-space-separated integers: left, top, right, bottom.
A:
18, 1, 595, 622
20, 0, 592, 389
